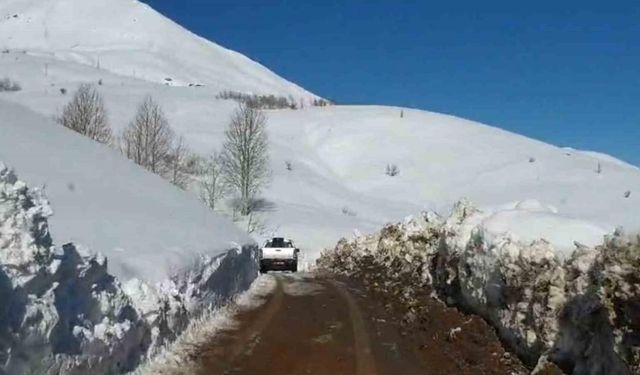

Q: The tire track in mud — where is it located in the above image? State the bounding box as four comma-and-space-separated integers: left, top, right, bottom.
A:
329, 279, 379, 375
195, 277, 284, 373
196, 273, 427, 375
227, 277, 284, 359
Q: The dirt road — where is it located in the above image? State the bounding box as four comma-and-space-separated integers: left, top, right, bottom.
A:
194, 273, 526, 375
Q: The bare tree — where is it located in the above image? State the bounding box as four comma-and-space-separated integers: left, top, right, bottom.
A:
167, 136, 191, 189
58, 84, 112, 145
246, 211, 267, 234
184, 154, 204, 175
221, 103, 270, 215
200, 151, 228, 210
121, 96, 174, 175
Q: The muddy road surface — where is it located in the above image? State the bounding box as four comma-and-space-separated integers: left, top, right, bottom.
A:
194, 273, 526, 375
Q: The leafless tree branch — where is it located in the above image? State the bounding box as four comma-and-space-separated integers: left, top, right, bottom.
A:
58, 84, 112, 145
221, 103, 270, 215
200, 151, 228, 210
121, 96, 174, 175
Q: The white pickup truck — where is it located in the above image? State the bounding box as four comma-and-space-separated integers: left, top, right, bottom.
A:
260, 237, 300, 273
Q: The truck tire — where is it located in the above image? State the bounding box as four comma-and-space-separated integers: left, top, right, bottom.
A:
291, 262, 298, 273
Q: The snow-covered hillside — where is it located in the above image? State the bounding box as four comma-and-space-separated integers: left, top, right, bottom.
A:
0, 0, 638, 372
1, 50, 639, 266
0, 100, 254, 284
261, 107, 639, 257
0, 99, 260, 372
0, 0, 318, 101
0, 0, 638, 268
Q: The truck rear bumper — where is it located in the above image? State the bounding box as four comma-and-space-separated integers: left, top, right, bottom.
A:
260, 258, 297, 271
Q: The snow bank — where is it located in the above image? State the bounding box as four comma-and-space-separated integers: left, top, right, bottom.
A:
135, 274, 277, 375
318, 200, 639, 374
0, 163, 145, 373
456, 199, 610, 258
0, 164, 259, 374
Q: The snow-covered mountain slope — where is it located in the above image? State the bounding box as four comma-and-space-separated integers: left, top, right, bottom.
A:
0, 99, 254, 285
0, 0, 318, 101
260, 106, 639, 261
1, 50, 639, 266
0, 0, 638, 267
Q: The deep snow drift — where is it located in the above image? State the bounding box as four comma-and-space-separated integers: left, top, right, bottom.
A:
318, 202, 640, 375
0, 163, 259, 374
0, 163, 146, 374
0, 99, 261, 373
135, 274, 278, 375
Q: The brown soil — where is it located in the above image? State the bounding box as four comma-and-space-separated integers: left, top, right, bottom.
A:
344, 260, 530, 375
193, 272, 530, 375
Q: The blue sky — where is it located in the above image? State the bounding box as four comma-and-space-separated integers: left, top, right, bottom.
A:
144, 0, 640, 166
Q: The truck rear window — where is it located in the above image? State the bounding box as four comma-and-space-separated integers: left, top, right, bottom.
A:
265, 238, 292, 248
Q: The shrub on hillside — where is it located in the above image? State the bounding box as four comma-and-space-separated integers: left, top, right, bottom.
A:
312, 98, 332, 107
386, 164, 400, 177
216, 90, 297, 110
341, 206, 357, 217
0, 77, 21, 92
216, 91, 333, 110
